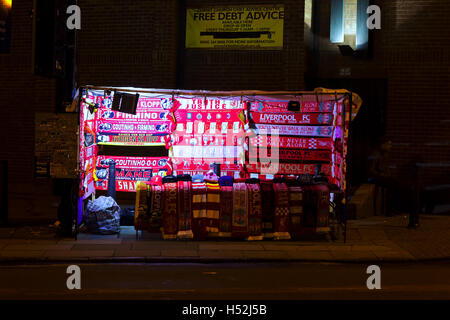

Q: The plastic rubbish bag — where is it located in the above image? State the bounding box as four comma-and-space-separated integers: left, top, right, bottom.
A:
85, 196, 121, 234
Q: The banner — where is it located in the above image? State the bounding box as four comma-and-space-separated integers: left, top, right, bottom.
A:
173, 134, 244, 146
249, 100, 338, 113
248, 148, 332, 162
250, 112, 333, 125
250, 136, 333, 149
95, 132, 167, 145
172, 145, 244, 159
255, 124, 334, 137
94, 156, 171, 192
186, 5, 284, 49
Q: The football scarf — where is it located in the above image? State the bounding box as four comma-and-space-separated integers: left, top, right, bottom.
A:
176, 180, 193, 240
248, 148, 332, 162
172, 109, 244, 124
250, 112, 333, 125
246, 182, 263, 241
219, 185, 233, 237
250, 136, 333, 150
174, 121, 243, 135
172, 145, 245, 159
260, 181, 275, 238
232, 182, 249, 239
273, 182, 291, 240
192, 182, 208, 240
255, 124, 333, 137
246, 163, 318, 175
205, 180, 221, 235
162, 182, 178, 239
288, 186, 304, 235
172, 134, 244, 147
149, 185, 163, 231
134, 182, 149, 231
249, 100, 336, 113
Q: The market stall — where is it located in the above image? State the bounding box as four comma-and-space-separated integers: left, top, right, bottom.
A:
76, 86, 361, 240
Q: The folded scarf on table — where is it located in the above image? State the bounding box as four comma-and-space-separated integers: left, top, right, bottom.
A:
219, 185, 233, 237
135, 182, 149, 231
176, 180, 193, 239
232, 182, 248, 238
288, 185, 304, 236
149, 184, 163, 231
162, 182, 178, 239
205, 180, 220, 236
218, 175, 233, 187
246, 182, 263, 241
192, 182, 207, 240
273, 182, 291, 240
260, 181, 275, 238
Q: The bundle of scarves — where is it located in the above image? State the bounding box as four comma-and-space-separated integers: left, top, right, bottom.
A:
192, 181, 208, 240
260, 180, 275, 239
162, 179, 178, 239
149, 184, 163, 232
246, 179, 263, 241
232, 180, 248, 238
176, 175, 193, 240
134, 182, 150, 231
205, 180, 220, 236
287, 184, 304, 238
218, 176, 233, 237
272, 182, 291, 240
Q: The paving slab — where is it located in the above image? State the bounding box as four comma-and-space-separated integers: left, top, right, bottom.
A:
0, 251, 45, 258
71, 244, 132, 251
287, 251, 335, 261
43, 250, 114, 258
114, 250, 161, 257
161, 249, 199, 257
2, 244, 73, 251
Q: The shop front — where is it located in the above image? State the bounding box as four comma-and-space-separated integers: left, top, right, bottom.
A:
76, 85, 361, 241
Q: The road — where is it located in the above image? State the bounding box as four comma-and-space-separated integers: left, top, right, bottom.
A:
0, 262, 449, 300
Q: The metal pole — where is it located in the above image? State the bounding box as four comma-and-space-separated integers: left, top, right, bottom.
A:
107, 160, 116, 200
343, 92, 352, 243
0, 160, 7, 226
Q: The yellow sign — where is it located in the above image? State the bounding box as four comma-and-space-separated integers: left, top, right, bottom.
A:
186, 5, 284, 49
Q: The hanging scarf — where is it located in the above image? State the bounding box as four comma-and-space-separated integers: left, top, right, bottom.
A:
273, 182, 291, 240
232, 182, 248, 238
248, 148, 331, 162
288, 185, 304, 236
176, 180, 193, 240
246, 182, 263, 241
250, 112, 333, 125
149, 184, 163, 232
249, 100, 335, 113
250, 136, 333, 150
219, 185, 233, 237
192, 182, 208, 240
205, 180, 221, 236
162, 182, 178, 239
134, 182, 149, 231
260, 181, 275, 238
255, 124, 333, 137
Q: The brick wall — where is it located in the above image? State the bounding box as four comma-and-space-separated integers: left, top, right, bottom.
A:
183, 0, 305, 91
307, 0, 450, 203
0, 0, 59, 221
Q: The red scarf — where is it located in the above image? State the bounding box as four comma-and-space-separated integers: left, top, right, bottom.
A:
192, 182, 208, 240
149, 185, 163, 232
250, 112, 333, 125
248, 148, 331, 162
260, 181, 275, 238
231, 182, 248, 238
219, 186, 233, 237
246, 182, 263, 241
250, 136, 333, 150
273, 182, 291, 240
255, 124, 333, 137
162, 182, 178, 239
176, 180, 193, 239
288, 186, 304, 236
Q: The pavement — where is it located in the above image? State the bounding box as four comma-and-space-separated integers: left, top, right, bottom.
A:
0, 214, 450, 263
